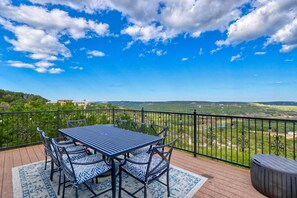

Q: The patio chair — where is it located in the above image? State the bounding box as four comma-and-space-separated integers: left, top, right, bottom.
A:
119, 139, 177, 198
129, 121, 146, 133
114, 119, 129, 129
36, 127, 77, 170
66, 119, 87, 128
65, 119, 89, 149
53, 139, 112, 198
130, 124, 169, 156
41, 134, 89, 195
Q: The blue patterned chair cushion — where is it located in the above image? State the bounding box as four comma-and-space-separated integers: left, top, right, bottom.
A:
51, 144, 85, 157
61, 151, 89, 165
65, 154, 111, 184
121, 153, 168, 182
59, 139, 74, 144
130, 146, 151, 156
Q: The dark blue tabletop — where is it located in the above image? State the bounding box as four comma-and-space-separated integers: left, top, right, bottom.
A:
58, 125, 162, 158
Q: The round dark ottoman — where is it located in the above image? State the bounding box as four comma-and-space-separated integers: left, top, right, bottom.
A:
251, 154, 297, 198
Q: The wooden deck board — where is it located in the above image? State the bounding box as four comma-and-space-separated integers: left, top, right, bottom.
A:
2, 150, 13, 198
0, 149, 5, 198
0, 145, 266, 198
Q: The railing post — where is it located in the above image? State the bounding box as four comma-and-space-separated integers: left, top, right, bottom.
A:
112, 107, 115, 124
57, 109, 61, 135
141, 107, 144, 123
194, 109, 197, 157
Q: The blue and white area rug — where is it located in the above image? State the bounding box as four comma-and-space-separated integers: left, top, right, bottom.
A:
12, 161, 207, 198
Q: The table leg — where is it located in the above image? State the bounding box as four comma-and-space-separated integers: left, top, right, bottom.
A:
111, 158, 116, 198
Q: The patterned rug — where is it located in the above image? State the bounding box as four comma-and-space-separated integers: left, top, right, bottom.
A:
12, 161, 207, 198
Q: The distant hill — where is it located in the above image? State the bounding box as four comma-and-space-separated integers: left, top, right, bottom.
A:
258, 101, 297, 106
98, 101, 297, 119
0, 89, 48, 111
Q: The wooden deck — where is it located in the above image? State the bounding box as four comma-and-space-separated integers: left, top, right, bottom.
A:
0, 144, 265, 198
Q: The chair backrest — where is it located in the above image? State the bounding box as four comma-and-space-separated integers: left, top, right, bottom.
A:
40, 130, 59, 165
149, 124, 169, 145
114, 119, 129, 129
66, 119, 87, 128
36, 127, 45, 144
51, 138, 77, 183
129, 121, 146, 133
145, 139, 177, 181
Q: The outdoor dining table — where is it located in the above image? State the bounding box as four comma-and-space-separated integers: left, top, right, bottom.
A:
58, 124, 162, 198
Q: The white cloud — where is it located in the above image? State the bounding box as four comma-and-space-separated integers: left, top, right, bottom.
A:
88, 20, 109, 36
87, 50, 105, 57
7, 60, 35, 68
150, 49, 167, 56
0, 19, 71, 60
199, 48, 203, 55
71, 66, 84, 70
123, 41, 134, 51
7, 60, 62, 74
121, 24, 174, 43
230, 54, 241, 62
217, 0, 297, 51
181, 57, 188, 61
210, 47, 222, 54
35, 61, 54, 68
0, 3, 109, 40
29, 0, 110, 14
285, 59, 294, 62
0, 1, 110, 72
138, 53, 144, 57
254, 51, 266, 55
267, 18, 297, 52
29, 53, 58, 61
118, 0, 246, 43
48, 68, 64, 74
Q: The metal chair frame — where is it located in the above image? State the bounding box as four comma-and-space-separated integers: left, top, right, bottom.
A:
53, 140, 112, 198
119, 139, 177, 198
114, 119, 129, 130
66, 119, 87, 128
129, 121, 146, 133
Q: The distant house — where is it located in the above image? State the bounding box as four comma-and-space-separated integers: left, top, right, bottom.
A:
47, 99, 89, 109
74, 100, 89, 107
57, 100, 73, 105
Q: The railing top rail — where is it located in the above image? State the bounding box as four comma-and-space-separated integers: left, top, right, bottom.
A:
0, 108, 113, 115
139, 109, 193, 116
115, 108, 297, 122
59, 108, 112, 113
114, 109, 142, 113
0, 110, 58, 115
1, 108, 297, 122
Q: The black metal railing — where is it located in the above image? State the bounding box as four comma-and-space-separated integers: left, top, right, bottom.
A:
0, 108, 296, 167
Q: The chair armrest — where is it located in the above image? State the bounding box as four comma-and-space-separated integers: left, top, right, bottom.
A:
153, 140, 172, 149
124, 158, 150, 165
53, 138, 74, 145
67, 148, 88, 155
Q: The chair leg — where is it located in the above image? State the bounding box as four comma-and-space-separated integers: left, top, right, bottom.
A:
167, 169, 170, 197
44, 153, 47, 170
58, 170, 61, 195
62, 175, 66, 198
50, 159, 54, 181
75, 187, 78, 198
118, 169, 122, 198
144, 184, 147, 198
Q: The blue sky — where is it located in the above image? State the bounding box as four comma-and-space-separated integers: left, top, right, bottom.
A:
0, 0, 297, 102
